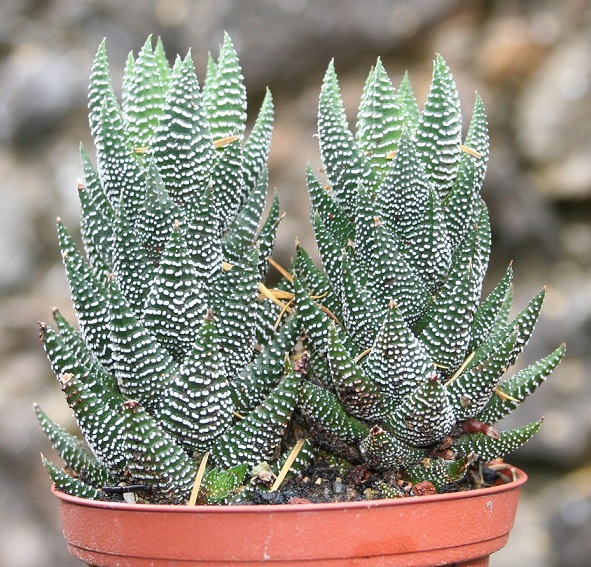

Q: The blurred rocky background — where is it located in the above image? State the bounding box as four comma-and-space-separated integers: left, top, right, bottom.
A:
0, 0, 589, 565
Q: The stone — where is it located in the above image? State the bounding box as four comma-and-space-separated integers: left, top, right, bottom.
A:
517, 29, 591, 200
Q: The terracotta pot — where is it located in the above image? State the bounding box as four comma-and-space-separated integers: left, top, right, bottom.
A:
53, 465, 526, 567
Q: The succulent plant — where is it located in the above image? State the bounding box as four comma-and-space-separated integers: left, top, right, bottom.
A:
35, 35, 303, 504
295, 55, 565, 490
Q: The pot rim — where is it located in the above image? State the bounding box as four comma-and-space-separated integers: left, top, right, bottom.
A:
51, 464, 527, 513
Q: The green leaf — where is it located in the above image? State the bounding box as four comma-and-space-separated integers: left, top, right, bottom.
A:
446, 329, 518, 421
155, 311, 233, 453
57, 220, 112, 371
202, 464, 248, 504
376, 129, 452, 292
211, 366, 301, 469
467, 200, 492, 289
79, 145, 114, 280
356, 58, 404, 178
327, 325, 383, 420
253, 293, 284, 352
112, 205, 153, 315
318, 61, 373, 217
134, 159, 181, 266
299, 381, 370, 445
455, 420, 543, 463
122, 36, 168, 149
307, 164, 355, 248
213, 248, 260, 376
42, 455, 106, 501
39, 320, 80, 379
78, 182, 112, 285
58, 371, 127, 474
122, 50, 135, 107
443, 156, 479, 253
443, 95, 489, 255
121, 400, 197, 504
367, 223, 433, 327
405, 455, 471, 491
311, 212, 346, 303
470, 288, 546, 371
181, 186, 222, 289
255, 191, 282, 279
39, 319, 114, 395
470, 265, 513, 351
274, 437, 315, 480
107, 278, 178, 410
204, 33, 247, 141
88, 39, 113, 140
35, 404, 114, 487
50, 308, 85, 358
211, 140, 245, 234
478, 344, 566, 424
154, 37, 172, 87
308, 351, 336, 390
417, 255, 480, 373
202, 52, 218, 104
294, 245, 341, 322
492, 281, 515, 336
293, 273, 344, 354
151, 52, 214, 203
80, 143, 114, 222
142, 220, 207, 362
52, 308, 116, 391
364, 300, 436, 404
418, 202, 490, 370
396, 71, 420, 131
243, 89, 274, 196
360, 426, 424, 470
340, 253, 385, 351
415, 54, 462, 198
388, 375, 455, 446
232, 315, 301, 414
222, 167, 268, 262
96, 91, 145, 219
349, 181, 380, 282
506, 288, 546, 366
463, 93, 490, 176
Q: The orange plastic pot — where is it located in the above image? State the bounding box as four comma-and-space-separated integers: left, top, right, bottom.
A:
53, 466, 526, 567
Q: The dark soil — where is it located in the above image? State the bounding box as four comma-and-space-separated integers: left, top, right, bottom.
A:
248, 458, 517, 505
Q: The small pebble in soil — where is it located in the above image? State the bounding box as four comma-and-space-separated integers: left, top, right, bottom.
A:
333, 480, 346, 494
412, 481, 437, 496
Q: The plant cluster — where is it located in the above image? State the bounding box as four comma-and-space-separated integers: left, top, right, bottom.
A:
36, 36, 564, 504
37, 35, 302, 504
294, 55, 565, 490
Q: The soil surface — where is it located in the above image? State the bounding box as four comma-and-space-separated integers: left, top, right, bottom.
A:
248, 459, 516, 505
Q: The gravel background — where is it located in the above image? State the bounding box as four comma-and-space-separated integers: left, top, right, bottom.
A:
1, 1, 590, 565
